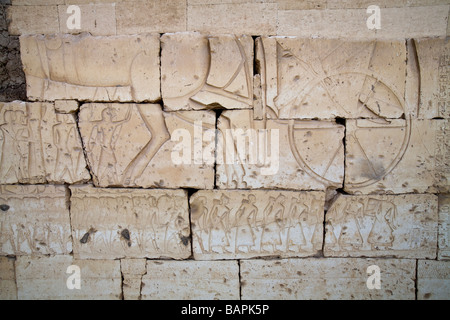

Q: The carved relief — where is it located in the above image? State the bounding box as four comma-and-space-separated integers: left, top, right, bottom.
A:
161, 32, 253, 111
191, 190, 324, 259
70, 185, 190, 259
325, 194, 438, 258
0, 185, 72, 256
20, 33, 160, 102
438, 195, 450, 260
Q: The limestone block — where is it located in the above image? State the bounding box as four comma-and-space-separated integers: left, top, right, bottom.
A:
0, 257, 17, 300
20, 33, 160, 102
141, 260, 240, 300
121, 258, 146, 300
161, 32, 253, 111
70, 185, 191, 260
417, 260, 450, 300
7, 5, 59, 35
191, 190, 324, 259
344, 119, 449, 194
0, 101, 90, 184
240, 258, 416, 300
216, 109, 344, 190
0, 185, 72, 256
439, 195, 450, 260
11, 0, 63, 4
78, 103, 215, 188
324, 194, 438, 259
58, 4, 116, 36
256, 37, 407, 120
15, 255, 122, 300
54, 100, 78, 113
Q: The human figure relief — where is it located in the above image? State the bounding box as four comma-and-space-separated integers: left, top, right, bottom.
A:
207, 195, 231, 254
367, 199, 398, 250
191, 196, 208, 253
285, 196, 308, 252
337, 201, 364, 251
260, 194, 285, 253
235, 194, 258, 253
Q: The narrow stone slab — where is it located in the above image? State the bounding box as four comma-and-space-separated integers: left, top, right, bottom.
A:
78, 103, 215, 188
0, 257, 17, 300
20, 33, 160, 102
70, 185, 191, 260
216, 109, 344, 190
417, 260, 450, 300
141, 260, 240, 300
0, 185, 72, 256
0, 101, 90, 184
241, 258, 416, 300
191, 190, 324, 259
7, 5, 59, 35
324, 194, 438, 259
439, 195, 450, 260
161, 32, 253, 111
121, 258, 146, 300
15, 255, 121, 300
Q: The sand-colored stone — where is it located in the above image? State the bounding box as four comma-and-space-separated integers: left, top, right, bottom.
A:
0, 101, 90, 184
7, 5, 59, 35
78, 103, 215, 188
54, 100, 78, 113
11, 0, 64, 4
216, 109, 344, 190
15, 255, 121, 300
324, 194, 438, 259
0, 257, 17, 300
191, 190, 324, 259
439, 195, 450, 260
121, 258, 146, 300
70, 185, 191, 260
417, 260, 450, 300
241, 258, 416, 300
20, 33, 160, 102
161, 32, 253, 111
0, 185, 72, 256
256, 37, 406, 120
141, 260, 240, 300
344, 119, 449, 194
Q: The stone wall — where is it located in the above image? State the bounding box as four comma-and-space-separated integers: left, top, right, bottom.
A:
0, 1, 449, 300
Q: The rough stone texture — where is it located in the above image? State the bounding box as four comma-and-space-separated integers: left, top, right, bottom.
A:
161, 33, 254, 111
417, 260, 450, 300
15, 255, 122, 300
191, 190, 324, 259
141, 260, 240, 300
344, 119, 449, 194
121, 258, 146, 300
256, 37, 407, 120
241, 258, 416, 300
324, 194, 438, 259
7, 5, 59, 35
0, 185, 72, 256
20, 33, 160, 102
439, 194, 450, 260
0, 101, 90, 184
78, 103, 215, 188
0, 256, 17, 300
217, 110, 344, 190
70, 185, 191, 260
54, 100, 78, 113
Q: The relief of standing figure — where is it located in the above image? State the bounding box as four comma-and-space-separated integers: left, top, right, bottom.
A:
367, 199, 398, 250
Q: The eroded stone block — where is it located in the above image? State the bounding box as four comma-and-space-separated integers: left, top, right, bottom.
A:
324, 194, 438, 259
240, 258, 416, 300
78, 103, 215, 188
16, 255, 121, 300
54, 100, 78, 113
70, 185, 191, 260
191, 190, 324, 259
7, 5, 59, 35
439, 195, 450, 260
121, 258, 146, 300
141, 260, 240, 300
58, 4, 116, 36
417, 260, 450, 300
20, 33, 160, 102
161, 32, 253, 111
0, 101, 90, 184
0, 257, 17, 300
0, 185, 72, 256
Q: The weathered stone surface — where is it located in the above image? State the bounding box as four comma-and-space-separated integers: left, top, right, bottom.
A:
324, 194, 438, 259
417, 260, 450, 300
0, 185, 72, 256
216, 109, 344, 190
161, 33, 253, 111
241, 258, 416, 300
7, 5, 59, 35
0, 101, 90, 184
16, 255, 121, 300
20, 33, 160, 102
78, 103, 215, 188
58, 4, 116, 36
54, 100, 78, 113
191, 190, 324, 259
141, 260, 240, 300
0, 256, 17, 300
439, 194, 450, 260
121, 258, 146, 300
70, 185, 191, 260
344, 119, 449, 194
256, 37, 407, 120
